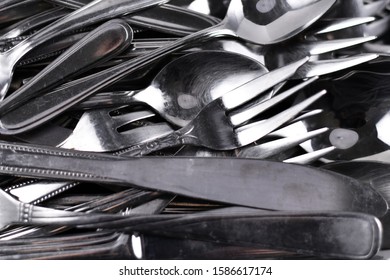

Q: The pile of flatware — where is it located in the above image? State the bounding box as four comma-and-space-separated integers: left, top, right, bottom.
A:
0, 0, 390, 260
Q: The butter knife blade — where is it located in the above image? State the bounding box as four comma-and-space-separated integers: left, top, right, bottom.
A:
0, 141, 387, 216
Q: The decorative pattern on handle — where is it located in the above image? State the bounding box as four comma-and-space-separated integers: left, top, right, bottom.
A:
115, 130, 192, 156
19, 203, 33, 223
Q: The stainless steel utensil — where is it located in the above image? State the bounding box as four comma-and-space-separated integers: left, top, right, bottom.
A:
68, 50, 269, 127
0, 140, 386, 215
0, 52, 378, 134
321, 161, 390, 249
0, 0, 168, 100
0, 211, 382, 260
0, 0, 337, 119
49, 0, 223, 36
0, 188, 165, 240
4, 108, 172, 204
0, 7, 69, 40
1, 19, 133, 108
0, 0, 53, 25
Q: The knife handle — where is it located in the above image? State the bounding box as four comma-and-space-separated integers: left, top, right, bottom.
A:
71, 210, 383, 259
132, 212, 383, 260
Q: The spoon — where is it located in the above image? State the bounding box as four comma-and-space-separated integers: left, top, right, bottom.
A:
13, 50, 268, 129
0, 0, 336, 117
76, 50, 269, 127
169, 0, 231, 19
0, 0, 168, 101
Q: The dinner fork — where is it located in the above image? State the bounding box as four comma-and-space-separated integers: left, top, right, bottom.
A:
1, 60, 313, 203
0, 188, 171, 231
3, 108, 172, 204
70, 59, 318, 156
0, 189, 169, 240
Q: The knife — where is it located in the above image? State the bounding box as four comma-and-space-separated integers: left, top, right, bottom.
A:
0, 140, 387, 216
0, 211, 381, 260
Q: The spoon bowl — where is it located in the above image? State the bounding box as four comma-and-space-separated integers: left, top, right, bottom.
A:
74, 50, 269, 127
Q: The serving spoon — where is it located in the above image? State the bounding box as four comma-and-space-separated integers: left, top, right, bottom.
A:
0, 0, 337, 117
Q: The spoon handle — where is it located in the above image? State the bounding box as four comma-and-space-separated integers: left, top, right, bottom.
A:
2, 0, 168, 78
0, 21, 230, 133
0, 19, 133, 114
71, 90, 141, 110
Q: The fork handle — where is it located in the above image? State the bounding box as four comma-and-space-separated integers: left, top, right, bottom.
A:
115, 126, 195, 156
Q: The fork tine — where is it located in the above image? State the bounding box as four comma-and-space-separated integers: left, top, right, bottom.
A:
266, 110, 324, 137
287, 109, 324, 123
230, 76, 319, 126
308, 36, 376, 55
236, 90, 327, 146
314, 17, 375, 34
361, 0, 388, 16
221, 57, 309, 110
292, 53, 379, 79
283, 146, 336, 164
237, 127, 329, 159
110, 110, 156, 128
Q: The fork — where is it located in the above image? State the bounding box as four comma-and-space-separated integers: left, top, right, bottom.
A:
0, 188, 168, 239
0, 51, 378, 135
3, 108, 172, 204
2, 60, 313, 204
